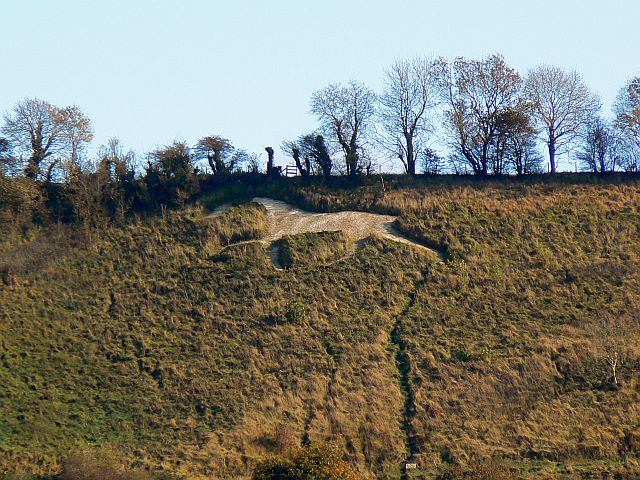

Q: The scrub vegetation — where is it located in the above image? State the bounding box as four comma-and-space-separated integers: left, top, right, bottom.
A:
2, 174, 640, 480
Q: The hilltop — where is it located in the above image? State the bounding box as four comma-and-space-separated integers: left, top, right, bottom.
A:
2, 175, 640, 480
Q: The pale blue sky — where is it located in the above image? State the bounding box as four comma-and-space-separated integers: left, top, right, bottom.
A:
1, 0, 639, 170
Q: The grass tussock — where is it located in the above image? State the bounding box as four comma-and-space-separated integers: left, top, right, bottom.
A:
204, 202, 268, 252
275, 231, 351, 269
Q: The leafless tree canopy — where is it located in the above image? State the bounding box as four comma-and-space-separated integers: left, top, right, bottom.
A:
97, 137, 137, 181
2, 98, 94, 182
611, 77, 640, 171
614, 77, 640, 138
310, 81, 375, 176
379, 57, 447, 175
58, 105, 94, 174
575, 117, 617, 174
495, 107, 542, 175
593, 313, 639, 388
2, 98, 68, 180
0, 57, 626, 179
524, 66, 600, 174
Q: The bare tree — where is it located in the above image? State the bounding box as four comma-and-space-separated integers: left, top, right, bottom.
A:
246, 152, 262, 174
594, 314, 636, 388
98, 138, 137, 176
379, 57, 447, 175
281, 140, 310, 177
421, 147, 444, 175
495, 107, 542, 175
310, 81, 375, 176
443, 54, 523, 176
193, 135, 236, 175
0, 137, 13, 176
58, 105, 94, 179
611, 133, 640, 172
2, 98, 68, 180
575, 117, 617, 174
614, 76, 640, 145
524, 65, 600, 174
613, 76, 640, 172
228, 149, 251, 173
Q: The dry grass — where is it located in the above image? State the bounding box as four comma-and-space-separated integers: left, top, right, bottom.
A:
0, 201, 426, 479
4, 175, 640, 479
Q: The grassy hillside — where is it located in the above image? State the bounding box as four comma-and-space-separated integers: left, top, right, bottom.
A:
3, 175, 640, 479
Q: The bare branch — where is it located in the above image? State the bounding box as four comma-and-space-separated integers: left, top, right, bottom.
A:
524, 65, 600, 173
310, 81, 375, 176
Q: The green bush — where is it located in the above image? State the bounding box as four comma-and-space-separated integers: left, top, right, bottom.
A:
284, 301, 307, 324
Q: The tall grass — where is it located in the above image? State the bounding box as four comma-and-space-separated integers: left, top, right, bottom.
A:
3, 176, 640, 479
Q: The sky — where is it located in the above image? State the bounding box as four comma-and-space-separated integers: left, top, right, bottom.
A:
1, 0, 639, 171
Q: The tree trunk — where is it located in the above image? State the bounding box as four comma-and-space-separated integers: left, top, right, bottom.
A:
611, 352, 619, 387
347, 150, 358, 176
406, 137, 416, 176
291, 148, 307, 177
45, 159, 58, 184
480, 142, 490, 176
265, 147, 275, 175
548, 137, 557, 174
407, 145, 416, 177
304, 156, 311, 176
314, 135, 332, 180
210, 149, 224, 175
215, 153, 226, 176
25, 158, 39, 179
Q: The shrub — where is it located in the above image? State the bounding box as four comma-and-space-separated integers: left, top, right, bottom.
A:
0, 176, 42, 231
205, 202, 268, 253
252, 443, 358, 480
284, 301, 307, 324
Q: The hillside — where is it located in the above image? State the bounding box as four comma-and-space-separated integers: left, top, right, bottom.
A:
2, 175, 640, 479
